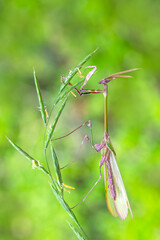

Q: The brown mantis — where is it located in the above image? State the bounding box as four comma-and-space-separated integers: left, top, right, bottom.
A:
55, 66, 138, 219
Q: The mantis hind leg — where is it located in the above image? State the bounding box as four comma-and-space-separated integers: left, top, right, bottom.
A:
52, 120, 96, 169
70, 165, 103, 209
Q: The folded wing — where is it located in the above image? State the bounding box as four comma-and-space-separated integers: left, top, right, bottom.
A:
104, 151, 133, 220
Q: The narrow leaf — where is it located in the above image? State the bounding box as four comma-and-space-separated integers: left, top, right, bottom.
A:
50, 184, 87, 238
7, 137, 49, 176
50, 144, 63, 192
59, 49, 97, 93
67, 222, 87, 240
45, 50, 97, 131
33, 68, 47, 125
45, 97, 68, 149
54, 78, 84, 105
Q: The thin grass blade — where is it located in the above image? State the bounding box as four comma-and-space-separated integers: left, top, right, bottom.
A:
59, 49, 97, 94
50, 184, 87, 238
54, 78, 84, 105
7, 137, 49, 175
67, 222, 87, 240
33, 68, 47, 125
45, 50, 97, 137
50, 144, 63, 193
45, 97, 68, 149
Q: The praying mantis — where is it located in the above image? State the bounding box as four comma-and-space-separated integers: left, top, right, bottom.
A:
8, 51, 138, 240
58, 66, 138, 220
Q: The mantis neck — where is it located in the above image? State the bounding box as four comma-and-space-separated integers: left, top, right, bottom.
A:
104, 85, 108, 134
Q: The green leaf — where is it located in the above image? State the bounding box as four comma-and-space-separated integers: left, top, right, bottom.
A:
44, 50, 97, 136
54, 78, 84, 105
67, 222, 87, 240
50, 144, 63, 193
59, 49, 97, 94
45, 97, 68, 149
7, 137, 49, 176
50, 184, 87, 239
33, 68, 47, 125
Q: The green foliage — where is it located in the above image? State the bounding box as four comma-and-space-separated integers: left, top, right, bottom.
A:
7, 53, 96, 239
6, 138, 49, 176
67, 222, 87, 240
50, 144, 63, 190
45, 97, 68, 148
33, 68, 47, 125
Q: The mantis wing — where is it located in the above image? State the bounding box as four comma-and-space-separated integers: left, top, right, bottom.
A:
104, 161, 118, 217
104, 151, 133, 220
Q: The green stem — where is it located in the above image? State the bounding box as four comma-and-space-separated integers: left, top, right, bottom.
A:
104, 85, 108, 133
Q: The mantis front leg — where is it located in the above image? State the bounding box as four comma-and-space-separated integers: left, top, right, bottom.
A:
61, 66, 103, 96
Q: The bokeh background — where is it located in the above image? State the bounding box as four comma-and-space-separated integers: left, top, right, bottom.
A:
0, 1, 160, 240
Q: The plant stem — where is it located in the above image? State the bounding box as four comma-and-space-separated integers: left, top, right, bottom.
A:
104, 85, 108, 133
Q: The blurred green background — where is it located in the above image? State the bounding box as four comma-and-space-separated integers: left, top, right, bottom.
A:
0, 1, 160, 239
